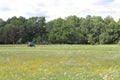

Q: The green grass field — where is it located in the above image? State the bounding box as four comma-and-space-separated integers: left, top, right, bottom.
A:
0, 45, 120, 80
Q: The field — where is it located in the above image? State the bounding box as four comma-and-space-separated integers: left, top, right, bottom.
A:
0, 45, 120, 80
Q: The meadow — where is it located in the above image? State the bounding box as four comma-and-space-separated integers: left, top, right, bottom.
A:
0, 45, 120, 80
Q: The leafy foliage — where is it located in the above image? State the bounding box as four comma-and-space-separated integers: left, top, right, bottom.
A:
0, 15, 120, 44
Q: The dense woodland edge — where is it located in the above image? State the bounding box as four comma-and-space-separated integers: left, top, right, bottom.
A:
0, 15, 120, 44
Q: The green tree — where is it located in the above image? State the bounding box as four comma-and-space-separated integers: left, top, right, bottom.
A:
116, 19, 120, 41
88, 16, 104, 44
3, 16, 26, 44
48, 18, 64, 43
0, 19, 5, 43
64, 16, 85, 44
25, 17, 46, 43
99, 16, 118, 44
80, 15, 93, 44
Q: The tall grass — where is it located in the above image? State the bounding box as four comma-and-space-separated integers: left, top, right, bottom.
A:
0, 45, 120, 80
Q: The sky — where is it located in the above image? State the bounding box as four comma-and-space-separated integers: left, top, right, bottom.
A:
0, 0, 120, 21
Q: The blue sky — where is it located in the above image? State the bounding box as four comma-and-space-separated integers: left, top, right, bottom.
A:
0, 0, 120, 21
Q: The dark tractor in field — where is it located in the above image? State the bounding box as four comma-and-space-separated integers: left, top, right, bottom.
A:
27, 42, 35, 47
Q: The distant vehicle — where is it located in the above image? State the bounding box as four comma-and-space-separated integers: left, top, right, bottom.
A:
27, 42, 35, 47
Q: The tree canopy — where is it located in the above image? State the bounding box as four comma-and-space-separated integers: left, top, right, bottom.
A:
0, 15, 120, 44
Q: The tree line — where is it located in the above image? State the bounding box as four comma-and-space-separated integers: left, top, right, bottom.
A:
0, 15, 120, 44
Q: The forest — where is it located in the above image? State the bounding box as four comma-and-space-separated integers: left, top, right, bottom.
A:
0, 15, 120, 44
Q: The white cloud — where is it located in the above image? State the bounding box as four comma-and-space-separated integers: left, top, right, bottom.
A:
0, 0, 120, 21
